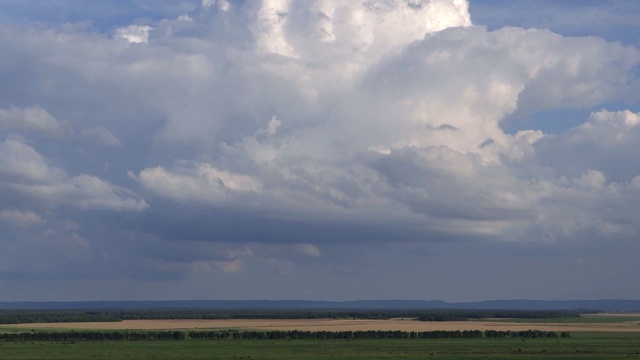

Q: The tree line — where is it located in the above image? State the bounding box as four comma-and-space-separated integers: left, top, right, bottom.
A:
0, 309, 581, 324
0, 329, 570, 341
416, 310, 578, 322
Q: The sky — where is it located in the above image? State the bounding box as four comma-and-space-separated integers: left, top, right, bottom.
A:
0, 0, 639, 302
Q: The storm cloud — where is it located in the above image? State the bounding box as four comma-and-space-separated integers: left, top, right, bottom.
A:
0, 0, 639, 301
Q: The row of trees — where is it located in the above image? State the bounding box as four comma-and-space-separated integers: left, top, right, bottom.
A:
0, 329, 570, 341
417, 310, 580, 322
0, 309, 581, 324
0, 310, 119, 324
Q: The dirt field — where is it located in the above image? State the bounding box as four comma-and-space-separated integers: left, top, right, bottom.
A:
10, 318, 640, 332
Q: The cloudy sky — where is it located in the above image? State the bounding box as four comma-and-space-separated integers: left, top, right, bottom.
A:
0, 0, 639, 302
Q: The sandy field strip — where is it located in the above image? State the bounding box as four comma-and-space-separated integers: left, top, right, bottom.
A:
9, 318, 640, 332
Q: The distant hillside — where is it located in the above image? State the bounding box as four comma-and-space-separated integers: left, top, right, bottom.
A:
1, 299, 639, 311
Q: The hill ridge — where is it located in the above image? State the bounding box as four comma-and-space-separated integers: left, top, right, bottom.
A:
1, 299, 639, 311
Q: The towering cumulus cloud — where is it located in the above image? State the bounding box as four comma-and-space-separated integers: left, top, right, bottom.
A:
0, 0, 639, 300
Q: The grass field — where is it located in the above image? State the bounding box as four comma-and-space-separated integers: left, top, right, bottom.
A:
488, 314, 640, 324
1, 334, 640, 359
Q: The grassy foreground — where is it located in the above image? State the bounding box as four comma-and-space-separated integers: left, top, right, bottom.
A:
1, 333, 640, 359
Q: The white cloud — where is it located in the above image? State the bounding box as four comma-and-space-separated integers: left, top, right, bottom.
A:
132, 163, 262, 204
186, 259, 244, 275
0, 210, 44, 228
3, 0, 635, 245
295, 243, 322, 257
0, 106, 68, 136
128, 22, 639, 239
80, 127, 122, 147
533, 109, 640, 184
114, 25, 153, 44
0, 137, 64, 183
218, 259, 244, 273
0, 138, 147, 212
1, 0, 640, 299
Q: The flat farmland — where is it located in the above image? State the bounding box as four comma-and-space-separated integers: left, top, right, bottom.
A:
3, 315, 640, 359
8, 317, 640, 332
2, 335, 640, 359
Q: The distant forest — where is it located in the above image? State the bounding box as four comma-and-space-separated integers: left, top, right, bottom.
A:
0, 309, 581, 324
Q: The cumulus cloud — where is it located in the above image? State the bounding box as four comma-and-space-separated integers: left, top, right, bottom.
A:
0, 138, 147, 212
131, 163, 262, 204
115, 25, 153, 44
295, 243, 322, 257
0, 106, 68, 136
1, 0, 640, 300
535, 110, 640, 182
0, 209, 44, 228
80, 127, 123, 147
124, 12, 639, 244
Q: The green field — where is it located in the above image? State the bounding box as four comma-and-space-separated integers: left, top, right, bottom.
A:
1, 311, 639, 359
1, 333, 640, 359
486, 316, 640, 324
